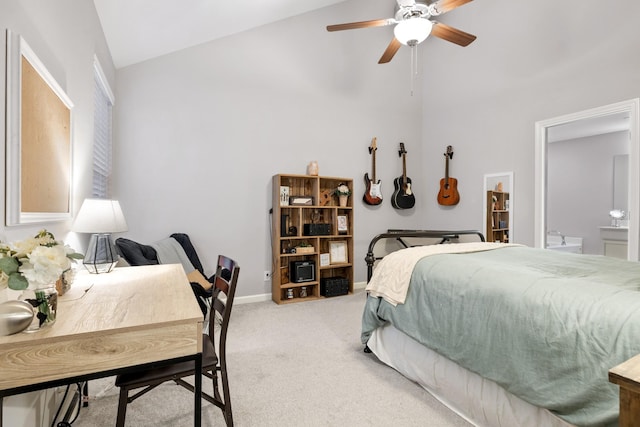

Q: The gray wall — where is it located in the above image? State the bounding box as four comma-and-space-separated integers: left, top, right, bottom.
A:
112, 0, 640, 298
112, 0, 425, 295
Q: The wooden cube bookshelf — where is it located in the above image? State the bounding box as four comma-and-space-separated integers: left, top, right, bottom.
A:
272, 174, 354, 304
486, 190, 510, 243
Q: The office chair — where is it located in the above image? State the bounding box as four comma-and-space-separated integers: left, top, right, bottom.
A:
114, 255, 240, 426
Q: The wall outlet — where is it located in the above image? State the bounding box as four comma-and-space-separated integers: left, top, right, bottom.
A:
263, 271, 271, 281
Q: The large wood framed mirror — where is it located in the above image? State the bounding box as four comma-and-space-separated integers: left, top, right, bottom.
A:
535, 98, 640, 261
5, 30, 74, 226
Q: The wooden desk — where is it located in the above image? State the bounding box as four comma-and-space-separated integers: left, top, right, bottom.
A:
0, 264, 204, 426
609, 353, 640, 427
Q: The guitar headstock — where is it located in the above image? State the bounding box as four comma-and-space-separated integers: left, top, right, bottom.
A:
445, 145, 454, 159
368, 137, 377, 154
398, 142, 407, 157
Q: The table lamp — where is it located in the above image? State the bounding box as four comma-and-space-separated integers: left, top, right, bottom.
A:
72, 199, 128, 273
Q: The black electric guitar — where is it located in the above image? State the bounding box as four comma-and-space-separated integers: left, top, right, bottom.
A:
363, 137, 383, 205
437, 145, 460, 206
391, 143, 415, 209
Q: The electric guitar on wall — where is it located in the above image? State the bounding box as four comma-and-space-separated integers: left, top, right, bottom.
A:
363, 137, 383, 205
391, 142, 415, 209
437, 145, 460, 206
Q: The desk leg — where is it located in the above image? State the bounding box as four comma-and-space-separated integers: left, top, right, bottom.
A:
195, 353, 202, 427
619, 387, 640, 427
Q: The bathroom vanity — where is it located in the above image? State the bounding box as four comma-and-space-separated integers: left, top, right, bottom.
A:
599, 226, 629, 259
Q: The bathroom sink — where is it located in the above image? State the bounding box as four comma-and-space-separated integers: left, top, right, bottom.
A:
546, 243, 583, 253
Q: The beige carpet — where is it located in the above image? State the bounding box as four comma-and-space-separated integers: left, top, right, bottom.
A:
72, 289, 472, 426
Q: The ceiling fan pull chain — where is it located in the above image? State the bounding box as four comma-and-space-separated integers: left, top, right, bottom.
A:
410, 44, 419, 96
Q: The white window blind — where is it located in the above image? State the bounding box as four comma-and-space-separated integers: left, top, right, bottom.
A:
93, 57, 114, 198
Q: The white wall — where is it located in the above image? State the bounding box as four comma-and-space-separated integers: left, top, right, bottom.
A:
0, 2, 114, 424
112, 0, 425, 296
419, 0, 640, 246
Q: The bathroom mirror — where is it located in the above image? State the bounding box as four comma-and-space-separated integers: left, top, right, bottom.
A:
535, 98, 640, 261
613, 154, 628, 214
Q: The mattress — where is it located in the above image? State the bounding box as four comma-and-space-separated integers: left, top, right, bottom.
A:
367, 323, 575, 427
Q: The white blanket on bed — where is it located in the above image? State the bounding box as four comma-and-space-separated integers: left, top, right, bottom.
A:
365, 242, 520, 306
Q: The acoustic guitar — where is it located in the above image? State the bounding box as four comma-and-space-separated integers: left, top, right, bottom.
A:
391, 143, 415, 209
437, 145, 460, 206
363, 137, 383, 205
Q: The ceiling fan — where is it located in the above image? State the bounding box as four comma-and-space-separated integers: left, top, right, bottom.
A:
326, 0, 476, 64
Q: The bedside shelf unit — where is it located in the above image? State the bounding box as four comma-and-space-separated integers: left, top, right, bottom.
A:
272, 174, 354, 304
486, 190, 510, 243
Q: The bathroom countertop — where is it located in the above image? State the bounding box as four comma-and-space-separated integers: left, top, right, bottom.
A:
600, 226, 629, 241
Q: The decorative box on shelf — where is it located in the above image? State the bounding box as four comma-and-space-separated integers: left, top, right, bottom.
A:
295, 246, 314, 254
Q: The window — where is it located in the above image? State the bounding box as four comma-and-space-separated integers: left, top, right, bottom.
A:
93, 56, 114, 198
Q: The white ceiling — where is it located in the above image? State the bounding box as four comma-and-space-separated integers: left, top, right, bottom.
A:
93, 0, 350, 68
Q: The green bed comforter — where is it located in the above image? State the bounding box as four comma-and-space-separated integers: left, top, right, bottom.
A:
361, 246, 640, 427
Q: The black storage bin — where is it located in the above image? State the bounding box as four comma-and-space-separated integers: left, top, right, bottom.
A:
320, 277, 349, 297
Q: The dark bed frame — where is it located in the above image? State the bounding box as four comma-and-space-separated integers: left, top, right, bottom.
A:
364, 229, 485, 282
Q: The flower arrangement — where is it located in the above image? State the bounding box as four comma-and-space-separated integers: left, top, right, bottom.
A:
0, 230, 83, 291
334, 183, 351, 197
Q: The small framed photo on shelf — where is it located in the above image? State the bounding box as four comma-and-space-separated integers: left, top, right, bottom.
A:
329, 241, 348, 264
279, 186, 290, 207
337, 215, 348, 234
320, 253, 330, 267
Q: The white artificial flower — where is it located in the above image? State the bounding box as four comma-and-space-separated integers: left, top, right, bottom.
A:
20, 245, 70, 288
12, 238, 40, 256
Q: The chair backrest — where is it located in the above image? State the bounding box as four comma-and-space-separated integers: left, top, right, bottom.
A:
209, 255, 240, 360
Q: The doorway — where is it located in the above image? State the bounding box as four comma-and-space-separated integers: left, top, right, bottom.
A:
534, 98, 640, 261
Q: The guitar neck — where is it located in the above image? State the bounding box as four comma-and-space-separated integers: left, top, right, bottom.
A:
402, 153, 407, 185
444, 156, 449, 180
372, 150, 377, 181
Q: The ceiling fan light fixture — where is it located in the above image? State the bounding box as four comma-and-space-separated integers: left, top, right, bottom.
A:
394, 18, 433, 46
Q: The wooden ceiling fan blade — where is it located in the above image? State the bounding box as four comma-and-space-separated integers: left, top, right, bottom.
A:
431, 0, 473, 14
431, 22, 476, 46
327, 18, 394, 32
378, 38, 402, 64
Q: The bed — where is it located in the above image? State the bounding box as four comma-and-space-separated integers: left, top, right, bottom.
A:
362, 230, 640, 427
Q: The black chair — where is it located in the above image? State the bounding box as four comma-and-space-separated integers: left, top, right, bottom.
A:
114, 255, 240, 426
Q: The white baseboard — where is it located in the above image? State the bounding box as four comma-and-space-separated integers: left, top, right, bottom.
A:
354, 280, 367, 290
235, 281, 367, 305
235, 293, 272, 304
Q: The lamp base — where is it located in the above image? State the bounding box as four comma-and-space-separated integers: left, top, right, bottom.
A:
83, 233, 119, 274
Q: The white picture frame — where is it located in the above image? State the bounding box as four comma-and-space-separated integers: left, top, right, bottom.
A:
5, 30, 74, 226
329, 241, 348, 264
279, 186, 289, 207
320, 253, 330, 267
337, 215, 348, 234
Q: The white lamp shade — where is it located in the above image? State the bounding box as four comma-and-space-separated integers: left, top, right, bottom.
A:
394, 18, 433, 46
72, 199, 128, 233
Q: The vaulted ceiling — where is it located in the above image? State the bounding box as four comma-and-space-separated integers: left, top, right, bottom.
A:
93, 0, 349, 68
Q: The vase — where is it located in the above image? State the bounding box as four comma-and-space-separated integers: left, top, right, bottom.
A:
339, 195, 348, 207
20, 284, 57, 332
